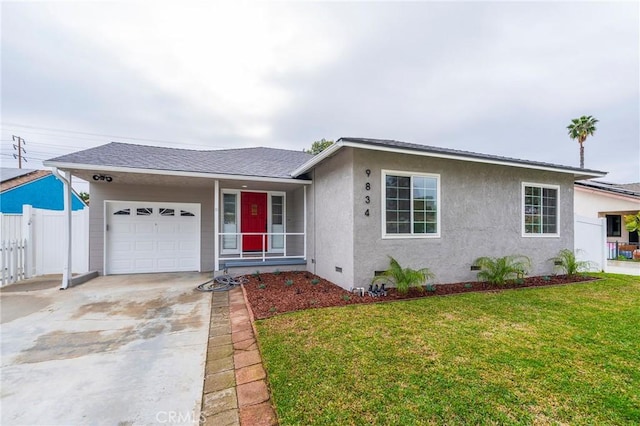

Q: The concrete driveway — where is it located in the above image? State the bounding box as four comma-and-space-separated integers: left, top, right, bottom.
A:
1, 272, 212, 425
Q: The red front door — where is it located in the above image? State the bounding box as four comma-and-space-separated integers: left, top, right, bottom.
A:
241, 192, 268, 252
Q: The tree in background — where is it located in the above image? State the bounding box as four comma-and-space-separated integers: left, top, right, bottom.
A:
304, 138, 333, 155
567, 115, 598, 168
79, 191, 90, 205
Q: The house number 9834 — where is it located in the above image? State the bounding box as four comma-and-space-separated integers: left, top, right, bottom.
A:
364, 169, 371, 217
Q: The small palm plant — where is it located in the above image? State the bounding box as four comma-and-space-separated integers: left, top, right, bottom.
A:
624, 211, 640, 233
372, 256, 434, 295
550, 249, 594, 276
472, 255, 531, 285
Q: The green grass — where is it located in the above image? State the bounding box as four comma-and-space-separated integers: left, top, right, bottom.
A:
256, 274, 640, 425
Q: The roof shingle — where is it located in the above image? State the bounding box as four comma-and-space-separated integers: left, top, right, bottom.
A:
46, 142, 313, 179
1, 169, 52, 192
339, 137, 606, 176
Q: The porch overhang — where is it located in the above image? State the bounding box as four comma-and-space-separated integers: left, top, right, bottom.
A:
43, 161, 312, 186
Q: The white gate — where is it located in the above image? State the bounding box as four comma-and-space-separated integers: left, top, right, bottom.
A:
1, 205, 89, 285
574, 214, 606, 272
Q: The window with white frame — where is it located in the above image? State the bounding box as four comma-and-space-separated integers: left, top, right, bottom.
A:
270, 194, 285, 250
383, 171, 440, 237
222, 192, 239, 250
523, 183, 559, 235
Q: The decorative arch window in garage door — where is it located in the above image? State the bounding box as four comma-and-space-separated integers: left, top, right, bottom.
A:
106, 201, 201, 274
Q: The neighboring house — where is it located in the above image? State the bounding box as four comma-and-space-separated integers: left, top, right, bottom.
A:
0, 168, 86, 214
574, 180, 640, 257
44, 138, 605, 290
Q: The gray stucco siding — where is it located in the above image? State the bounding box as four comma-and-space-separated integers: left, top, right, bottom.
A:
351, 149, 574, 288
307, 149, 355, 289
89, 182, 215, 274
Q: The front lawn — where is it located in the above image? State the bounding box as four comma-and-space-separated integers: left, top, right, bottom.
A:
255, 274, 640, 425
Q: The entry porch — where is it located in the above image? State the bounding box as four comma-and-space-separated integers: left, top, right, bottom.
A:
213, 178, 308, 272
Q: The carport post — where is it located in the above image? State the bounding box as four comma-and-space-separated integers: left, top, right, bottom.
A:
214, 179, 220, 271
54, 168, 73, 289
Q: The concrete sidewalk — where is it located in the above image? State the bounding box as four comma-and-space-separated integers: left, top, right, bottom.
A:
201, 288, 277, 426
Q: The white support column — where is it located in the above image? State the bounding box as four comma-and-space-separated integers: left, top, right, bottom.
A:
600, 217, 607, 273
53, 168, 72, 289
214, 180, 220, 272
303, 185, 307, 260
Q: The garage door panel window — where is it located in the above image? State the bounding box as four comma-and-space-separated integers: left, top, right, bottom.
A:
137, 208, 153, 216
114, 209, 130, 216
180, 210, 195, 217
159, 208, 175, 216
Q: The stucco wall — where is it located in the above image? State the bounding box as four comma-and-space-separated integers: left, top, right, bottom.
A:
574, 187, 639, 243
89, 182, 214, 274
574, 187, 639, 218
351, 149, 575, 287
308, 149, 354, 289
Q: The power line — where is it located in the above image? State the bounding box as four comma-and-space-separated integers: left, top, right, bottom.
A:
2, 122, 230, 149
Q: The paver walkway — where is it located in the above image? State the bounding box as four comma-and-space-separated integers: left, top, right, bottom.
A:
201, 288, 278, 426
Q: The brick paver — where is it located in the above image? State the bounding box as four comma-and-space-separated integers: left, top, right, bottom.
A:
200, 286, 277, 425
237, 380, 270, 407
239, 402, 278, 426
236, 363, 266, 385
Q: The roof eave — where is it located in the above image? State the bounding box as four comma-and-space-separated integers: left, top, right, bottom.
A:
44, 161, 313, 185
574, 182, 640, 199
291, 139, 607, 180
0, 172, 52, 193
290, 141, 344, 177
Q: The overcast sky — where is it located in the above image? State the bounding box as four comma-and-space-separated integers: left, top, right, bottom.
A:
2, 1, 639, 191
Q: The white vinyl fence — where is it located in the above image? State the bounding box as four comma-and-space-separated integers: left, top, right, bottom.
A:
574, 214, 606, 272
1, 239, 27, 284
1, 205, 89, 286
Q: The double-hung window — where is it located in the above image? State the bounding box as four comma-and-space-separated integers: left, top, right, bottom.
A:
523, 183, 559, 236
382, 170, 440, 238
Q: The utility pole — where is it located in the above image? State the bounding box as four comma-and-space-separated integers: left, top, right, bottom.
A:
12, 135, 27, 168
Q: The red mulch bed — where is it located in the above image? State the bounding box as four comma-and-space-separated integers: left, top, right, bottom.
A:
242, 271, 598, 320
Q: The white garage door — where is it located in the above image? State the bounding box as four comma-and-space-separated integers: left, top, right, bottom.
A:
106, 201, 201, 274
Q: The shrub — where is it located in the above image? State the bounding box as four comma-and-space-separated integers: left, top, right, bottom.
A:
464, 283, 473, 289
258, 283, 266, 289
285, 279, 294, 286
472, 255, 531, 285
274, 269, 281, 276
623, 211, 640, 233
425, 283, 436, 292
311, 278, 320, 285
373, 256, 434, 295
550, 249, 594, 276
342, 294, 351, 301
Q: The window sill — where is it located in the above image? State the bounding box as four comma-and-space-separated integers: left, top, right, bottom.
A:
382, 234, 441, 240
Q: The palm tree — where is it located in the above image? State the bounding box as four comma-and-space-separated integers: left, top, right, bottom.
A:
567, 115, 598, 168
